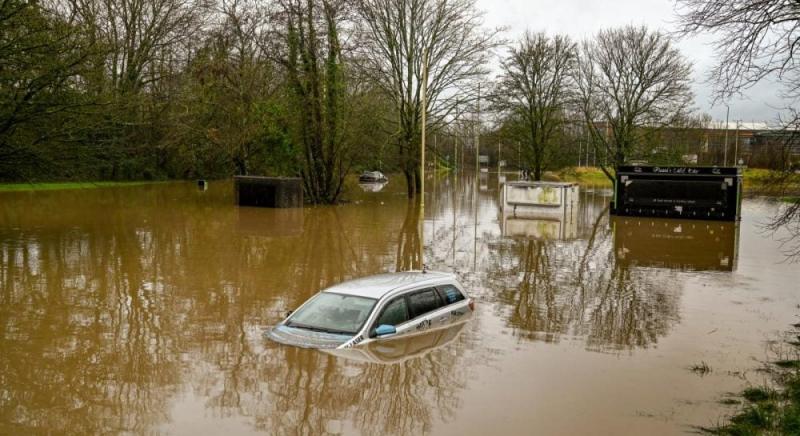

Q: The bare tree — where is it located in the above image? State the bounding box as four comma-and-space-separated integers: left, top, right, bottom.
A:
677, 0, 800, 102
494, 32, 575, 180
169, 0, 285, 177
677, 0, 800, 260
211, 0, 279, 176
53, 0, 210, 178
676, 0, 800, 164
67, 0, 207, 94
279, 0, 351, 204
574, 25, 693, 181
355, 0, 499, 198
0, 0, 97, 177
765, 197, 800, 261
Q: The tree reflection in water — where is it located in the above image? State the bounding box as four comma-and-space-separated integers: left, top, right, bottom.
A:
488, 202, 682, 352
396, 200, 423, 271
0, 189, 182, 434
246, 324, 470, 435
0, 182, 476, 435
0, 177, 693, 435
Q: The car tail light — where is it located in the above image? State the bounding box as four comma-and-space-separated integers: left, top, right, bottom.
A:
468, 299, 475, 311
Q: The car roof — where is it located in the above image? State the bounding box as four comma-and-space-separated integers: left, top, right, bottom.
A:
322, 271, 457, 299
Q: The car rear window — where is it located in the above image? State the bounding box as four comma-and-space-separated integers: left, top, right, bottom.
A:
408, 288, 443, 318
438, 285, 465, 305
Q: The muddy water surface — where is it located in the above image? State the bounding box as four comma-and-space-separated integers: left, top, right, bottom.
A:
0, 174, 798, 435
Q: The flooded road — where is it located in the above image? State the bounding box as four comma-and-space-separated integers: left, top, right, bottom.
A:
1, 173, 798, 435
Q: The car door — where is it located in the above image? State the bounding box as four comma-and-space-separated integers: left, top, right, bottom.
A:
370, 295, 413, 338
405, 287, 446, 333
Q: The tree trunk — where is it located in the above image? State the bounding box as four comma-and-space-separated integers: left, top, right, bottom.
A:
404, 169, 415, 198
533, 165, 542, 181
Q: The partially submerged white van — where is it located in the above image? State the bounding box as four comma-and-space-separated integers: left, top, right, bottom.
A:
266, 271, 474, 349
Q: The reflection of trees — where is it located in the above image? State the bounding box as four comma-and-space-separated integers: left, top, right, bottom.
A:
245, 327, 469, 436
396, 200, 422, 271
0, 180, 479, 435
507, 240, 562, 339
0, 182, 434, 434
0, 197, 181, 434
194, 199, 470, 436
584, 263, 679, 350
189, 206, 382, 425
488, 203, 681, 352
351, 349, 465, 435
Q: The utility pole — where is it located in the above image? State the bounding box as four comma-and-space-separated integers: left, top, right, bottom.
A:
421, 49, 428, 208
734, 120, 740, 165
586, 127, 590, 168
420, 49, 429, 268
498, 141, 502, 173
454, 135, 458, 172
434, 134, 437, 169
475, 83, 480, 172
724, 105, 730, 166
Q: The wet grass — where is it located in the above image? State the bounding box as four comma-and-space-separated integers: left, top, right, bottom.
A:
555, 167, 613, 186
744, 168, 800, 195
774, 360, 800, 369
702, 327, 800, 435
0, 181, 166, 192
741, 387, 777, 403
690, 361, 713, 376
743, 168, 778, 183
719, 398, 742, 406
551, 167, 795, 192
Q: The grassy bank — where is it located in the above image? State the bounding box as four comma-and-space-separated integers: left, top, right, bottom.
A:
705, 328, 800, 435
743, 168, 800, 194
548, 166, 798, 192
554, 167, 613, 186
0, 181, 166, 192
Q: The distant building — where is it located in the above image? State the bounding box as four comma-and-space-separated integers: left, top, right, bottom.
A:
700, 122, 800, 169
551, 118, 799, 170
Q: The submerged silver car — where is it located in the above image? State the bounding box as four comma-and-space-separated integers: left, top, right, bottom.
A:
324, 320, 469, 364
266, 271, 474, 349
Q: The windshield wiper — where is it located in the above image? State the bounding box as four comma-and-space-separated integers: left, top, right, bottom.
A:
286, 322, 353, 335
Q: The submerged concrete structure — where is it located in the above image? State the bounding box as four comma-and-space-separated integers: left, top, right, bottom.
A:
500, 181, 580, 240
234, 176, 303, 208
612, 166, 742, 221
501, 181, 579, 218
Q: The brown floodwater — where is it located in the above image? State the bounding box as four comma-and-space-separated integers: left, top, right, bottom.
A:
0, 173, 798, 435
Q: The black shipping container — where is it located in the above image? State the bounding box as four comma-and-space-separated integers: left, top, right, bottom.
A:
611, 166, 742, 221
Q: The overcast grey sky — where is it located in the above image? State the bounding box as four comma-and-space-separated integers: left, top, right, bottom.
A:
476, 0, 785, 123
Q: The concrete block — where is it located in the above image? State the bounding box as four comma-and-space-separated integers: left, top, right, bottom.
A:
234, 176, 303, 208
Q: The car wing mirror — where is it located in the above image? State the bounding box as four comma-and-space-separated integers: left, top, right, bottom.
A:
285, 310, 293, 318
374, 324, 396, 337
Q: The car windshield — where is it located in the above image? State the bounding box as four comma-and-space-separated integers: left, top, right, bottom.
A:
286, 292, 377, 335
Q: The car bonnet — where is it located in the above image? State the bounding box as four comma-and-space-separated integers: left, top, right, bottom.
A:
266, 324, 355, 349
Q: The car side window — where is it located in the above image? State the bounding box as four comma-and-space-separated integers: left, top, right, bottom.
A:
437, 285, 465, 305
375, 298, 409, 327
407, 288, 443, 319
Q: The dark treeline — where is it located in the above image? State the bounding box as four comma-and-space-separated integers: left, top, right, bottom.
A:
0, 0, 400, 200
3, 0, 797, 203
0, 0, 499, 203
